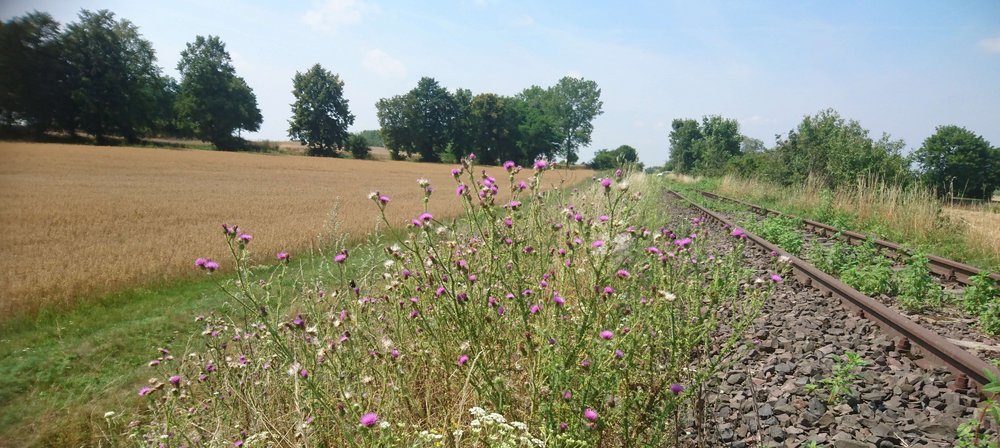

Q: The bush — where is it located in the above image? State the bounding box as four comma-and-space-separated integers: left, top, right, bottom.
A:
346, 134, 371, 159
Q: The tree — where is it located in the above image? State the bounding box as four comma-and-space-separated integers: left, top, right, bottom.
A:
589, 144, 642, 170
176, 35, 262, 150
356, 129, 384, 147
0, 12, 70, 135
914, 125, 999, 199
771, 109, 908, 188
513, 85, 561, 163
346, 133, 371, 159
288, 64, 355, 157
62, 9, 163, 143
694, 115, 742, 175
667, 119, 702, 173
469, 93, 521, 165
449, 87, 475, 160
405, 77, 457, 162
375, 94, 411, 160
549, 76, 603, 165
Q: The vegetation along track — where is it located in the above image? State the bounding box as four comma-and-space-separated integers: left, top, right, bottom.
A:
669, 190, 999, 394
663, 191, 992, 446
698, 190, 1000, 286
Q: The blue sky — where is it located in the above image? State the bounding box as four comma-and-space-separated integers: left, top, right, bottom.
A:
3, 0, 999, 165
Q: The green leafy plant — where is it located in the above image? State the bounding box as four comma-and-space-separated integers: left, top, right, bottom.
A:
964, 273, 1000, 335
805, 352, 867, 405
895, 252, 944, 313
747, 216, 804, 255
840, 241, 894, 296
804, 239, 851, 276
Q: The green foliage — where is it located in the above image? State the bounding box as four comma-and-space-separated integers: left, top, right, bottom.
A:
356, 129, 384, 147
746, 216, 804, 255
0, 12, 71, 135
769, 109, 909, 188
589, 144, 642, 170
176, 35, 262, 150
894, 252, 943, 313
964, 273, 1000, 335
374, 77, 456, 162
288, 64, 355, 157
62, 10, 165, 143
805, 352, 867, 405
667, 116, 743, 176
513, 85, 561, 162
346, 133, 370, 159
468, 92, 522, 165
840, 241, 894, 297
804, 239, 851, 276
914, 125, 999, 200
549, 76, 603, 165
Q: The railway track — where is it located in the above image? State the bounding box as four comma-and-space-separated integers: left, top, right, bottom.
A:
668, 189, 1000, 392
697, 190, 1000, 286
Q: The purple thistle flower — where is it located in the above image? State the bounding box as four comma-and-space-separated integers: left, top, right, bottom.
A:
457, 354, 469, 366
614, 349, 625, 359
584, 408, 599, 422
391, 348, 400, 359
517, 180, 528, 190
533, 160, 548, 170
592, 240, 604, 248
239, 355, 248, 365
169, 375, 182, 386
194, 257, 207, 267
599, 330, 614, 340
507, 200, 522, 209
603, 286, 615, 295
598, 215, 609, 222
522, 288, 533, 296
614, 168, 623, 179
334, 250, 348, 263
497, 306, 505, 316
559, 422, 568, 431
580, 359, 591, 367
563, 390, 573, 400
530, 304, 541, 314
468, 274, 477, 283
138, 386, 153, 396
553, 294, 566, 306
600, 178, 612, 189
360, 412, 378, 427
451, 168, 461, 177
419, 212, 433, 222
148, 359, 160, 367
731, 228, 746, 238
299, 367, 308, 378
276, 251, 290, 261
616, 269, 630, 279
456, 183, 467, 196
670, 383, 685, 394
204, 260, 220, 272
770, 274, 783, 283
238, 233, 252, 243
503, 160, 516, 171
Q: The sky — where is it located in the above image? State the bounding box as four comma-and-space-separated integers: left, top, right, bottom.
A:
3, 0, 999, 165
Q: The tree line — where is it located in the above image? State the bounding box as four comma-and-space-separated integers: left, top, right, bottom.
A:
664, 109, 1000, 200
0, 10, 266, 150
376, 76, 603, 166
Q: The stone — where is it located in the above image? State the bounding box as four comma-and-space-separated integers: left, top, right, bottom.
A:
728, 372, 745, 385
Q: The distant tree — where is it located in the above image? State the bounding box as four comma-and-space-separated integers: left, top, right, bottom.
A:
589, 144, 641, 170
0, 12, 70, 135
513, 85, 562, 163
667, 119, 702, 173
346, 133, 371, 159
469, 93, 522, 165
740, 136, 766, 154
375, 94, 411, 160
288, 64, 354, 157
176, 35, 262, 150
914, 125, 999, 200
62, 10, 163, 143
449, 87, 475, 160
771, 109, 908, 188
405, 77, 457, 162
693, 115, 742, 175
356, 129, 384, 147
549, 76, 603, 165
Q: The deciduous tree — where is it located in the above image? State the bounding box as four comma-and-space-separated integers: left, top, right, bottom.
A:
288, 64, 355, 157
914, 125, 999, 199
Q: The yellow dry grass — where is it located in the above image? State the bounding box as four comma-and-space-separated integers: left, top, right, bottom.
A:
0, 142, 594, 317
944, 206, 1000, 261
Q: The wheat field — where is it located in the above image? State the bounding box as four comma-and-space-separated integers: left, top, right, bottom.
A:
0, 142, 594, 317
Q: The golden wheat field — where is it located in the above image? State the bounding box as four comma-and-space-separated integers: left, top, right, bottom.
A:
0, 142, 594, 317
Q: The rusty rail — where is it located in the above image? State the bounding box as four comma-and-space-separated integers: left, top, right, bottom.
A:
697, 190, 1000, 285
668, 189, 1000, 390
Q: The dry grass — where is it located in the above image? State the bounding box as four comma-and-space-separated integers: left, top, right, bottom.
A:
944, 206, 1000, 261
0, 142, 593, 317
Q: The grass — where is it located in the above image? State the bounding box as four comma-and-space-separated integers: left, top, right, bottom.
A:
0, 142, 593, 319
711, 175, 1000, 272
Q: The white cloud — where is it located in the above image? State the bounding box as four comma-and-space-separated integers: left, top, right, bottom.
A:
302, 0, 377, 32
362, 49, 407, 79
979, 37, 1000, 54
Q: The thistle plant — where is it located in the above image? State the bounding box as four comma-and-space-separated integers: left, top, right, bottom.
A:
117, 158, 772, 447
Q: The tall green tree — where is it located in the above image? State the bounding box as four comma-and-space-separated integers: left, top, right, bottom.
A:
667, 118, 702, 172
406, 77, 457, 162
513, 85, 561, 163
0, 12, 70, 135
62, 9, 163, 143
694, 115, 742, 175
288, 63, 355, 157
375, 94, 411, 160
549, 76, 603, 165
176, 35, 262, 150
914, 125, 999, 199
449, 87, 475, 160
469, 93, 521, 165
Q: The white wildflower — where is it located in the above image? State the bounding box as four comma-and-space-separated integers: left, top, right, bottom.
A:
417, 178, 430, 188
511, 421, 528, 432
368, 191, 378, 200
378, 421, 390, 429
469, 407, 487, 418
